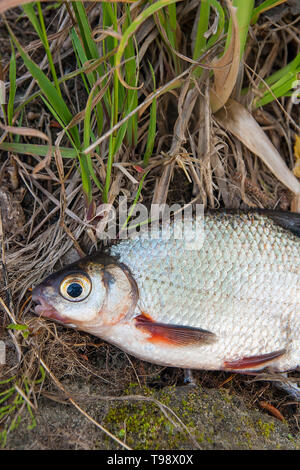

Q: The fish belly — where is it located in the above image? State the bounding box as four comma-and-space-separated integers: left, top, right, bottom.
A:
108, 213, 300, 371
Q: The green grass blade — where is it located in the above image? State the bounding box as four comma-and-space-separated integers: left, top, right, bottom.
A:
115, 0, 183, 87
255, 72, 299, 107
225, 0, 255, 58
22, 2, 43, 38
0, 142, 77, 158
193, 0, 210, 61
250, 53, 300, 106
83, 84, 103, 192
206, 0, 225, 50
7, 22, 78, 144
251, 0, 287, 24
72, 2, 99, 61
143, 63, 157, 167
123, 5, 138, 146
78, 153, 92, 205
7, 41, 16, 126
120, 170, 149, 233
70, 26, 93, 90
36, 2, 61, 96
23, 2, 61, 96
263, 53, 300, 87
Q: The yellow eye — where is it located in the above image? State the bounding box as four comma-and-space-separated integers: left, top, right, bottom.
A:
60, 274, 91, 302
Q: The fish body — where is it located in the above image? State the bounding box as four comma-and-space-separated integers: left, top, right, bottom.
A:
32, 210, 300, 373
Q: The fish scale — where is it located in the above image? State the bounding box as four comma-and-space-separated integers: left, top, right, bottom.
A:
32, 210, 300, 373
107, 212, 300, 370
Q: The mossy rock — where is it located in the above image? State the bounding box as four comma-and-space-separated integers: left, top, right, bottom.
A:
4, 378, 300, 450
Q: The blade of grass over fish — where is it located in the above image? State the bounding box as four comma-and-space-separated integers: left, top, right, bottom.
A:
7, 41, 16, 126
115, 0, 183, 88
143, 63, 157, 168
0, 142, 77, 158
251, 0, 288, 24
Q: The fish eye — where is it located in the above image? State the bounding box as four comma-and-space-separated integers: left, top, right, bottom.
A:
60, 274, 91, 302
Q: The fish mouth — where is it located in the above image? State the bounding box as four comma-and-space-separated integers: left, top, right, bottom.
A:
32, 295, 68, 324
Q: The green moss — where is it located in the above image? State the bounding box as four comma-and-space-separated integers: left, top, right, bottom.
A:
219, 388, 234, 403
102, 383, 300, 450
103, 385, 204, 449
256, 419, 275, 439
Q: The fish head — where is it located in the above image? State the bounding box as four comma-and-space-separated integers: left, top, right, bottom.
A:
32, 254, 138, 334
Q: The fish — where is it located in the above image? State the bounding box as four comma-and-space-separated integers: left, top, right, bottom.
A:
32, 210, 300, 375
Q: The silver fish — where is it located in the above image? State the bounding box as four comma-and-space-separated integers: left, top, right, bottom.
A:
32, 210, 300, 374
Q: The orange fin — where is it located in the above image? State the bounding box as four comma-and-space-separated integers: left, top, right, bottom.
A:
223, 349, 286, 370
135, 313, 216, 346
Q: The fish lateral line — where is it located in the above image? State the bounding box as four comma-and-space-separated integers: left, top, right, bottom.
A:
223, 348, 287, 370
134, 312, 216, 346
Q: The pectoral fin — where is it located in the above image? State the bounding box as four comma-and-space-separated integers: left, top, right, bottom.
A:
223, 349, 286, 370
135, 313, 216, 346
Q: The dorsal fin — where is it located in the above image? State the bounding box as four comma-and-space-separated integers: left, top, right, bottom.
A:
264, 211, 300, 238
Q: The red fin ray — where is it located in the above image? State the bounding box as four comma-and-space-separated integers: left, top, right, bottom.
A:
223, 349, 286, 370
135, 313, 216, 346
